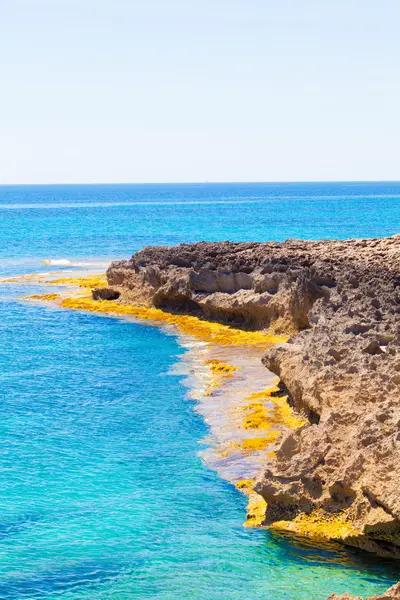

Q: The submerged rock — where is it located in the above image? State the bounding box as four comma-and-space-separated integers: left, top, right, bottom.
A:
106, 236, 400, 559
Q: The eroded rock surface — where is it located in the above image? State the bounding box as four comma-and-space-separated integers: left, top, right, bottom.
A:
107, 241, 327, 333
104, 237, 400, 557
327, 582, 400, 599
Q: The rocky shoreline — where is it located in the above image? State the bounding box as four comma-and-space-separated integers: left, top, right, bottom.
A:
98, 236, 400, 598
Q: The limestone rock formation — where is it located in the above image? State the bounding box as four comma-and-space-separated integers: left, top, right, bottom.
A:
327, 582, 400, 599
103, 236, 400, 557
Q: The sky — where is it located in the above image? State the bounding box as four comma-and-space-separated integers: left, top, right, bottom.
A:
1, 0, 400, 184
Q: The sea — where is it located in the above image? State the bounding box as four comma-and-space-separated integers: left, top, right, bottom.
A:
0, 182, 399, 600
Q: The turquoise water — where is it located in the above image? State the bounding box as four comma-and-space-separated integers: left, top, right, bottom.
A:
0, 183, 399, 599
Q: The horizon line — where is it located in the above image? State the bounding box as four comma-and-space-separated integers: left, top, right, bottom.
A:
0, 179, 400, 187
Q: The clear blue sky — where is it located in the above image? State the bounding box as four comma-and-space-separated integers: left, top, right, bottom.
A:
1, 0, 399, 184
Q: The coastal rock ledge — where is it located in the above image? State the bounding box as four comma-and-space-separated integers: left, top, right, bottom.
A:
103, 236, 400, 591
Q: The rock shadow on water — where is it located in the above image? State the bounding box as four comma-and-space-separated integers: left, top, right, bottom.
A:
267, 528, 400, 581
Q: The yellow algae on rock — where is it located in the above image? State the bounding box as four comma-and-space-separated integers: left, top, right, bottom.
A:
272, 395, 308, 430
245, 387, 281, 400
1, 273, 47, 284
204, 359, 237, 374
57, 294, 287, 347
246, 494, 268, 527
204, 383, 219, 397
22, 272, 298, 533
235, 482, 360, 535
204, 376, 234, 397
233, 432, 280, 455
241, 386, 307, 433
48, 275, 107, 289
203, 359, 238, 396
235, 479, 268, 528
24, 293, 61, 302
242, 403, 272, 431
235, 479, 254, 494
25, 272, 287, 345
271, 509, 361, 541
230, 384, 306, 465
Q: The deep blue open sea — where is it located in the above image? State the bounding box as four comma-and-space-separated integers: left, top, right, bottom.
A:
0, 182, 400, 599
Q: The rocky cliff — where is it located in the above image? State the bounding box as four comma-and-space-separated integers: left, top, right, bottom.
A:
103, 237, 400, 559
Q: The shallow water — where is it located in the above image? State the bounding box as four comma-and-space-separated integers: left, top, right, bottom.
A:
1, 182, 400, 599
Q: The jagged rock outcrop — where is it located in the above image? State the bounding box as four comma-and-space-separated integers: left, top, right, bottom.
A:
106, 241, 328, 333
103, 236, 400, 557
327, 582, 400, 599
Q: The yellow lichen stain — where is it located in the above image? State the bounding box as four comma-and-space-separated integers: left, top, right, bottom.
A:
24, 293, 61, 302
235, 479, 267, 528
271, 509, 361, 541
48, 275, 107, 289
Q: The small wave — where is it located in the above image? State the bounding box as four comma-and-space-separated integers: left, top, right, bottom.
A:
1, 194, 400, 210
42, 259, 109, 268
42, 259, 72, 266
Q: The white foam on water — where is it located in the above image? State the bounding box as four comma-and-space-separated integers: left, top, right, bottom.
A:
42, 258, 110, 268
171, 338, 278, 484
42, 259, 72, 266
